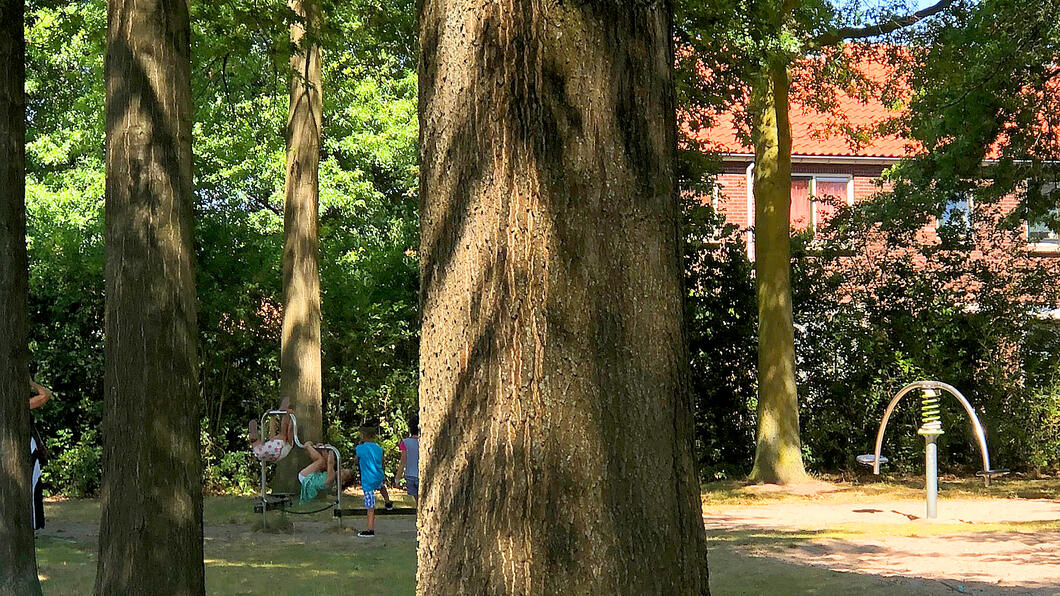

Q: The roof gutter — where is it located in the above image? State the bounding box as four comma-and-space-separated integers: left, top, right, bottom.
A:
720, 152, 902, 166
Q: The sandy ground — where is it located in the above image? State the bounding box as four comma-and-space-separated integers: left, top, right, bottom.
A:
705, 498, 1060, 595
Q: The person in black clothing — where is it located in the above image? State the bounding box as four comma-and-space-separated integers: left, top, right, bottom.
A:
28, 379, 52, 530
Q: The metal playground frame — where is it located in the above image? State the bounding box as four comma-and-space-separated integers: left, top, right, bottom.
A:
858, 380, 1008, 519
256, 409, 344, 529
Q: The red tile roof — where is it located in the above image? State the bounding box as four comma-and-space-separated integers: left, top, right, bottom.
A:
684, 51, 915, 159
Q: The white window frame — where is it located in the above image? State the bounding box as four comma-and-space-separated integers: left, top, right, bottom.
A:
1027, 183, 1059, 252
940, 194, 974, 232
784, 174, 854, 231
745, 167, 854, 257
807, 175, 854, 231
1027, 214, 1059, 251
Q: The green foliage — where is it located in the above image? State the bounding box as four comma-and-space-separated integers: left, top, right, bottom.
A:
888, 0, 1060, 231
202, 423, 259, 495
24, 0, 420, 496
25, 0, 108, 499
683, 199, 758, 480
44, 428, 101, 498
686, 197, 1060, 478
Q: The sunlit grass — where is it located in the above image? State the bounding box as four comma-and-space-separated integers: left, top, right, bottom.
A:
36, 496, 417, 595
35, 480, 1059, 594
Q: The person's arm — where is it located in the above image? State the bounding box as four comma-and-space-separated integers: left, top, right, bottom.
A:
29, 381, 52, 410
398, 450, 407, 486
381, 449, 388, 487
298, 442, 327, 479
324, 450, 336, 487
304, 442, 324, 464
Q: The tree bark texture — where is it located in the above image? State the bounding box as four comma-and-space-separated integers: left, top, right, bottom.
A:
95, 0, 204, 593
417, 1, 709, 593
275, 0, 323, 491
0, 1, 43, 593
280, 0, 323, 448
748, 60, 807, 485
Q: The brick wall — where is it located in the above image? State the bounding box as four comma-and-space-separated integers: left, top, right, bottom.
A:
707, 157, 1057, 260
701, 157, 1060, 310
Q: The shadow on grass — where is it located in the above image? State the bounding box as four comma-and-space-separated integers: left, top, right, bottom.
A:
708, 545, 1051, 595
37, 496, 418, 595
707, 524, 1060, 594
702, 475, 1060, 507
202, 542, 416, 596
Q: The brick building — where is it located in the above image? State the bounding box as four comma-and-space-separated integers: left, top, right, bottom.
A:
686, 60, 1060, 261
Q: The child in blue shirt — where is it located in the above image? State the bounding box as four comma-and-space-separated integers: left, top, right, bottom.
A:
353, 426, 393, 537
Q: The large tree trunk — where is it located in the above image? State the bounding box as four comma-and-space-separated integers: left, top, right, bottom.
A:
95, 0, 204, 593
277, 0, 323, 489
747, 60, 807, 485
417, 1, 709, 593
0, 2, 42, 594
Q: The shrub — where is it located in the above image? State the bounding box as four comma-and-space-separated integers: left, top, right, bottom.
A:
686, 197, 1060, 478
44, 428, 102, 498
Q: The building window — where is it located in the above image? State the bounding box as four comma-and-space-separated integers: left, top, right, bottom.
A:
1028, 209, 1059, 250
790, 175, 851, 231
1027, 183, 1058, 251
791, 177, 813, 230
941, 196, 972, 227
937, 194, 974, 248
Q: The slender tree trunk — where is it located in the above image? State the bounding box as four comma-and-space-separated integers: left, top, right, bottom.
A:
417, 1, 709, 593
277, 0, 323, 489
0, 2, 43, 593
748, 60, 807, 485
95, 0, 203, 593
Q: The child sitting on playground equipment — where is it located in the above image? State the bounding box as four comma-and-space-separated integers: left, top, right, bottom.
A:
298, 441, 356, 505
248, 397, 294, 463
354, 425, 394, 537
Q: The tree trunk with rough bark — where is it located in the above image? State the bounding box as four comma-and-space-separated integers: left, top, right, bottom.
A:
0, 1, 43, 593
95, 0, 204, 593
276, 0, 323, 489
748, 60, 807, 485
417, 1, 709, 593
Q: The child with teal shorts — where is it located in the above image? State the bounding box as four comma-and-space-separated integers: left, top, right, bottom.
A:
298, 442, 354, 504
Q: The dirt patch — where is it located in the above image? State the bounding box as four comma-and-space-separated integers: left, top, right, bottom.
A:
706, 497, 1060, 594
705, 498, 1060, 529
775, 531, 1060, 594
738, 479, 845, 497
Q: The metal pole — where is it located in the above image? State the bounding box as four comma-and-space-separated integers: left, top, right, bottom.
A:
335, 446, 343, 530
260, 460, 267, 529
924, 433, 939, 519
257, 410, 302, 529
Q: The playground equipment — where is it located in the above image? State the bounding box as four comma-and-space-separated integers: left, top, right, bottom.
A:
253, 410, 416, 529
857, 380, 1008, 519
254, 409, 345, 529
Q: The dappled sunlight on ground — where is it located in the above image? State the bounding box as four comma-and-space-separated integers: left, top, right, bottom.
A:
34, 482, 1060, 595
35, 496, 418, 595
704, 477, 1060, 595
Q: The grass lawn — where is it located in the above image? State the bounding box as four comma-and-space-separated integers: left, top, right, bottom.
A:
37, 495, 418, 595
34, 476, 1060, 594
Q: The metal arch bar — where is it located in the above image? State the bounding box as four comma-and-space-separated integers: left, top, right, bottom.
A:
258, 409, 303, 530
257, 411, 344, 528
871, 380, 992, 476
260, 409, 309, 448
313, 443, 343, 529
